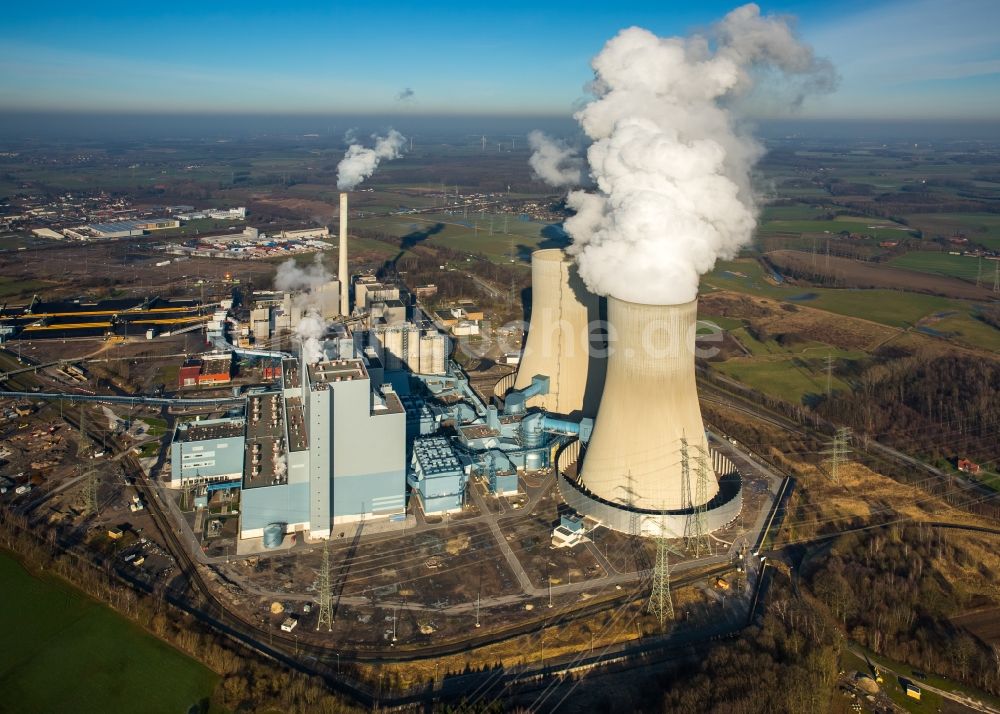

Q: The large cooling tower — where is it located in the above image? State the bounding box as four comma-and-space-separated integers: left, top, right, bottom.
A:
578, 297, 719, 511
511, 249, 605, 418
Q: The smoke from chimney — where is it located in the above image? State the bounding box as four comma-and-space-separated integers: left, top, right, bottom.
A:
336, 130, 407, 190
533, 3, 836, 305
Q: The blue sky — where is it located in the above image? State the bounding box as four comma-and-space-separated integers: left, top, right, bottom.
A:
1, 0, 997, 119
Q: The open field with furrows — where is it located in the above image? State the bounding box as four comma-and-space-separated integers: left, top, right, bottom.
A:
766, 249, 995, 300
703, 258, 1000, 352
0, 552, 218, 714
951, 607, 1000, 645
904, 212, 1000, 250
890, 251, 998, 283
758, 217, 915, 242
0, 239, 280, 302
350, 212, 564, 263
698, 290, 1000, 404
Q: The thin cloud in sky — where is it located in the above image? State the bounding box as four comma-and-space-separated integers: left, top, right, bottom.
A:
802, 0, 1000, 117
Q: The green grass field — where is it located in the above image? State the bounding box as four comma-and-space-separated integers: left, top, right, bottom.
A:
0, 551, 219, 714
888, 251, 987, 282
712, 359, 845, 403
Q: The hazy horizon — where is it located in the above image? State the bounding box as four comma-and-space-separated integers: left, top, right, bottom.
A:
1, 111, 998, 144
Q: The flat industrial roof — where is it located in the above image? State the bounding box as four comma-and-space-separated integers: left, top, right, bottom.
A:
244, 392, 285, 489
175, 418, 245, 443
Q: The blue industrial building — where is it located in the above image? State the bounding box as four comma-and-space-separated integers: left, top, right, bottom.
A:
169, 418, 246, 487
409, 436, 466, 515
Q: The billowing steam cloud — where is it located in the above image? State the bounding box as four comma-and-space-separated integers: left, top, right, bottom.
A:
295, 312, 327, 365
542, 3, 835, 305
527, 130, 584, 187
274, 254, 331, 294
336, 130, 407, 191
274, 255, 332, 364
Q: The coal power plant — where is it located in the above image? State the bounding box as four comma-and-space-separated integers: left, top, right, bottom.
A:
503, 248, 742, 538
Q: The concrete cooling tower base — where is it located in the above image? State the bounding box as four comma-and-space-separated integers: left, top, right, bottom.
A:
557, 446, 743, 537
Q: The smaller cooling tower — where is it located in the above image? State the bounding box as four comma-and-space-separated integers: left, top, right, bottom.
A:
578, 297, 718, 511
510, 249, 605, 418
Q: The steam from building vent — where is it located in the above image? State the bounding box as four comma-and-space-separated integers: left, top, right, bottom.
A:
274, 255, 332, 364
527, 131, 584, 188
539, 3, 836, 305
274, 254, 331, 294
296, 312, 327, 365
336, 130, 407, 191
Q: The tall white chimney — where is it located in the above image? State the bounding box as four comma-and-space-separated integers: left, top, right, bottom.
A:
338, 192, 349, 316
578, 297, 719, 511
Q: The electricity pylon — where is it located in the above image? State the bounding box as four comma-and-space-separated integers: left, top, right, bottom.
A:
647, 518, 676, 627
822, 427, 853, 483
689, 447, 713, 557
85, 469, 100, 517
316, 541, 333, 632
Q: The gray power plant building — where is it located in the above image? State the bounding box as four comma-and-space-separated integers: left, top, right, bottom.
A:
239, 353, 406, 541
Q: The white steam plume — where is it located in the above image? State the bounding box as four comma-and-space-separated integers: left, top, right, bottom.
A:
296, 311, 327, 365
273, 255, 333, 364
274, 254, 331, 294
527, 130, 584, 187
336, 130, 406, 190
558, 3, 836, 305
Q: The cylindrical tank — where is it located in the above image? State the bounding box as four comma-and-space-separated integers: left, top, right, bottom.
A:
524, 450, 544, 471
383, 328, 403, 371
511, 249, 605, 417
430, 335, 446, 375
263, 522, 285, 550
419, 336, 434, 374
405, 326, 420, 371
578, 297, 718, 511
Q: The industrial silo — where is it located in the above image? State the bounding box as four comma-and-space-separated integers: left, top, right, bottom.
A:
405, 325, 420, 371
510, 249, 605, 418
419, 335, 434, 374
382, 328, 403, 371
429, 334, 446, 375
